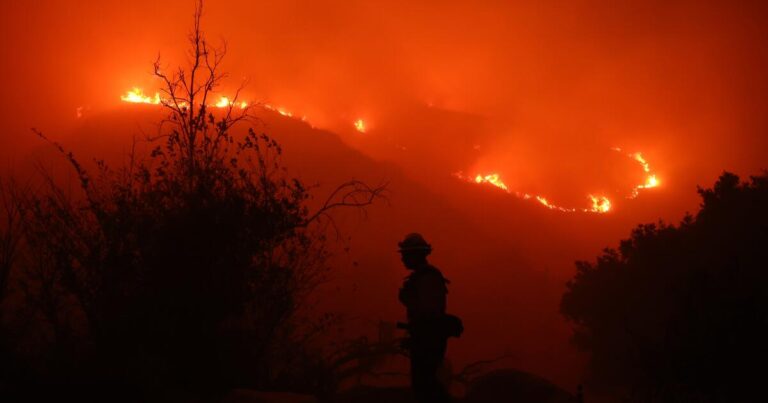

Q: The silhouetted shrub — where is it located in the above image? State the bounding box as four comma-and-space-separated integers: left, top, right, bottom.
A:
1, 2, 382, 399
561, 171, 768, 402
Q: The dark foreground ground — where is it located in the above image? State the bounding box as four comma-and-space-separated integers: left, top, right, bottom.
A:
221, 369, 574, 403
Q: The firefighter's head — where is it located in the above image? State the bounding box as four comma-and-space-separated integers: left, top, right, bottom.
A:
398, 233, 432, 270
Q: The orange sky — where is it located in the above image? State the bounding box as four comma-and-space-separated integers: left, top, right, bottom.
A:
1, 0, 768, 391
2, 1, 768, 213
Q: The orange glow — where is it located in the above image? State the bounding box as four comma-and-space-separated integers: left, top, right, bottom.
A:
473, 173, 509, 191
212, 97, 248, 109
645, 175, 659, 188
631, 174, 660, 197
120, 88, 161, 105
354, 119, 366, 133
11, 3, 768, 393
215, 96, 232, 108
589, 195, 612, 213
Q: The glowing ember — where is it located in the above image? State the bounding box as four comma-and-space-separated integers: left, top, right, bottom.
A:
121, 88, 161, 104
354, 119, 366, 133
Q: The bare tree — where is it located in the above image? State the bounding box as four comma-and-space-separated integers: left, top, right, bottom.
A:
148, 0, 385, 219
151, 0, 248, 173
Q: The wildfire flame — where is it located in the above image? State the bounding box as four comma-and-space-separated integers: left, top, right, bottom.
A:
589, 195, 612, 213
613, 148, 661, 197
354, 119, 366, 133
119, 86, 317, 126
215, 96, 232, 108
120, 88, 161, 105
261, 103, 312, 123
118, 86, 656, 215
533, 196, 576, 212
461, 148, 660, 213
474, 174, 508, 191
645, 175, 659, 187
121, 88, 252, 111
263, 103, 294, 117
460, 172, 611, 213
632, 152, 651, 173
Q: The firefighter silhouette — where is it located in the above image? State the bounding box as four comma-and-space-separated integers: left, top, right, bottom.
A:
398, 233, 462, 402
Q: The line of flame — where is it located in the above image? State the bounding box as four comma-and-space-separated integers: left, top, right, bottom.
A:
612, 148, 660, 198
121, 88, 250, 110
122, 88, 372, 131
462, 172, 611, 213
121, 89, 376, 131
463, 148, 661, 213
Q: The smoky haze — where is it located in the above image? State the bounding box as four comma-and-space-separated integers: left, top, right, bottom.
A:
2, 0, 768, 392
4, 1, 768, 184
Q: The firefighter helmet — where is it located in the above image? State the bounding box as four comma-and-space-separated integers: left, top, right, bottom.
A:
398, 233, 432, 253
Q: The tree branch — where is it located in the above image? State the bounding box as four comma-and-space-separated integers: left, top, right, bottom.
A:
303, 181, 388, 226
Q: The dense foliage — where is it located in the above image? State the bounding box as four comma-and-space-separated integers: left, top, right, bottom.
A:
19, 128, 327, 393
561, 172, 768, 402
